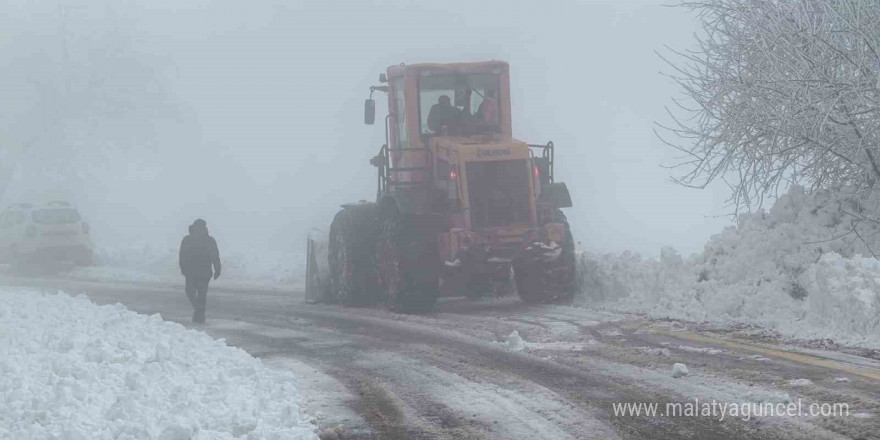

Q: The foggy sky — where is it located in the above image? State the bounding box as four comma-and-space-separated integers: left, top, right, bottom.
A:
0, 0, 732, 257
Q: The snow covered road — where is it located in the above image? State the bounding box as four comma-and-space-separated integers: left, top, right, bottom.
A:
2, 276, 878, 439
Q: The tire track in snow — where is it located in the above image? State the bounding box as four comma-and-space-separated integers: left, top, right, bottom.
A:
199, 302, 792, 440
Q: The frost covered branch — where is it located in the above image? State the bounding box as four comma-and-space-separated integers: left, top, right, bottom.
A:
660, 0, 880, 214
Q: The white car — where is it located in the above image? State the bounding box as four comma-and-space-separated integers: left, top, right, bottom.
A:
0, 202, 94, 266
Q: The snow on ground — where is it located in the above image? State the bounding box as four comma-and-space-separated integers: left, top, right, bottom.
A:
494, 328, 597, 353
671, 363, 689, 378
504, 330, 526, 351
579, 186, 880, 348
677, 345, 723, 355
787, 378, 813, 387
65, 242, 306, 288
0, 288, 318, 440
354, 350, 621, 439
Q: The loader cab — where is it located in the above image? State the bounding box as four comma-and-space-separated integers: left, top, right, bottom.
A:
383, 61, 513, 151
366, 61, 565, 228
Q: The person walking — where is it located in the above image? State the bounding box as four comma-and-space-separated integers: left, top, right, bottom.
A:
179, 219, 221, 323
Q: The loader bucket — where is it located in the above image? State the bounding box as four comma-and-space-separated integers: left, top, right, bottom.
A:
305, 234, 331, 303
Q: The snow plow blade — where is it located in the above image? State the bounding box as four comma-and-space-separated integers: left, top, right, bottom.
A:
305, 235, 330, 303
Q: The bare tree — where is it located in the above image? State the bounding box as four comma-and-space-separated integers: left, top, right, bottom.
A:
659, 0, 880, 212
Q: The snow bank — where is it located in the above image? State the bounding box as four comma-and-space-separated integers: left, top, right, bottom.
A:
504, 330, 526, 351
787, 378, 813, 387
579, 186, 880, 348
68, 242, 306, 287
0, 289, 318, 439
671, 363, 689, 378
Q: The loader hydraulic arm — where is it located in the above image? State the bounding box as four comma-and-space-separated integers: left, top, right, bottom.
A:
528, 141, 555, 184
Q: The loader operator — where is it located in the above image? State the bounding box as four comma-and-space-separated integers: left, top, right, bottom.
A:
476, 89, 500, 130
179, 218, 221, 324
427, 95, 461, 135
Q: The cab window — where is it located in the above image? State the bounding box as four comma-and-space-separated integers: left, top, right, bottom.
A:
418, 73, 500, 136
391, 78, 408, 150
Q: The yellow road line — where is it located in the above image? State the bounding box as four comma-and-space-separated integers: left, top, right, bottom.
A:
664, 331, 880, 382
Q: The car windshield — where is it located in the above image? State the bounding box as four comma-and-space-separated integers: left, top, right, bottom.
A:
419, 73, 500, 136
32, 208, 81, 225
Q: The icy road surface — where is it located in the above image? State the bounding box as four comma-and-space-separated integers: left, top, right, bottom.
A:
2, 275, 878, 440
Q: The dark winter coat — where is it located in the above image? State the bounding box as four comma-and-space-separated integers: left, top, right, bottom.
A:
427, 101, 461, 133
179, 224, 221, 280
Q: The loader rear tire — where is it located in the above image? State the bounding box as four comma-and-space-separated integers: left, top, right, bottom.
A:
514, 210, 576, 304
377, 207, 438, 313
328, 204, 380, 306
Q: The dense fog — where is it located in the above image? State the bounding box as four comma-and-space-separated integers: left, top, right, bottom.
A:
0, 0, 731, 258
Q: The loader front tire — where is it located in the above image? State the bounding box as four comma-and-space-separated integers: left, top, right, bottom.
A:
328, 204, 380, 306
377, 208, 438, 313
514, 210, 576, 304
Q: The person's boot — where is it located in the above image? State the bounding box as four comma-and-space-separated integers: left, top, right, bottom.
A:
195, 309, 206, 324
192, 310, 199, 323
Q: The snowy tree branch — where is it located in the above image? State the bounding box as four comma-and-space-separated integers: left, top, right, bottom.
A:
660, 0, 880, 214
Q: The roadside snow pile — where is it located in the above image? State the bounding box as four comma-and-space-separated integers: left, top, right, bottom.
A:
221, 249, 306, 285
91, 242, 180, 279
68, 242, 305, 287
671, 363, 689, 378
504, 330, 526, 351
0, 289, 318, 440
68, 266, 169, 284
787, 378, 813, 387
579, 186, 880, 348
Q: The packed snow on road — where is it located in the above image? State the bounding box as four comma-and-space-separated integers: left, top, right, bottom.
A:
0, 289, 318, 440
